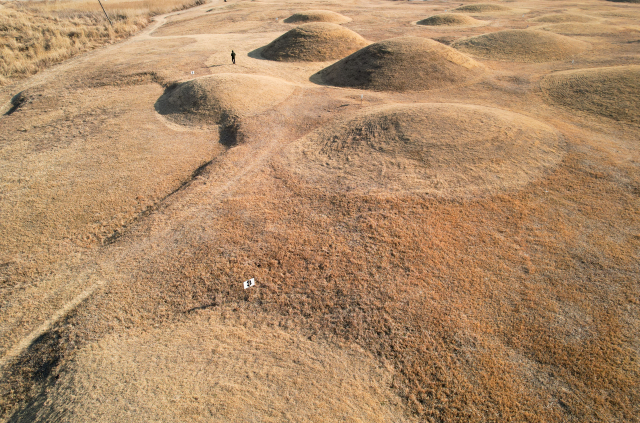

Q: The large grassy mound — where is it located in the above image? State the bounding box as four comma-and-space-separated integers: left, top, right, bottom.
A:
541, 65, 640, 124
283, 10, 351, 24
282, 103, 564, 198
318, 37, 484, 91
155, 73, 295, 126
261, 22, 368, 62
533, 23, 628, 36
530, 13, 594, 23
417, 13, 484, 27
452, 29, 589, 62
453, 3, 510, 13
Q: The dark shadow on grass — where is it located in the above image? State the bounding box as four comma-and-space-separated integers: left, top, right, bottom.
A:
248, 46, 269, 60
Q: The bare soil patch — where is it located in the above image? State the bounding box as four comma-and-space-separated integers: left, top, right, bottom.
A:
283, 10, 351, 24
281, 103, 565, 198
318, 37, 484, 91
416, 13, 484, 27
453, 29, 590, 62
260, 22, 369, 62
541, 65, 640, 124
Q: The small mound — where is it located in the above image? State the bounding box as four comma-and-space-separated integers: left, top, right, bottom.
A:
318, 37, 484, 92
453, 3, 510, 13
155, 73, 294, 125
284, 10, 351, 24
452, 29, 589, 62
417, 13, 484, 26
530, 13, 594, 23
534, 23, 627, 36
541, 65, 640, 124
261, 23, 368, 62
282, 103, 564, 198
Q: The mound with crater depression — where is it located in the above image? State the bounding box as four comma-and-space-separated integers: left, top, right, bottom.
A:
417, 13, 484, 27
318, 37, 484, 91
541, 65, 640, 124
453, 29, 589, 62
282, 103, 564, 198
284, 10, 351, 24
453, 3, 509, 13
155, 73, 294, 126
261, 23, 368, 62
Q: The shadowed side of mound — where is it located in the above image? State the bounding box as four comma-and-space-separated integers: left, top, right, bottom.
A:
541, 65, 640, 124
281, 103, 565, 198
260, 23, 369, 62
316, 37, 484, 92
452, 29, 589, 62
155, 74, 295, 143
417, 13, 485, 27
284, 10, 351, 24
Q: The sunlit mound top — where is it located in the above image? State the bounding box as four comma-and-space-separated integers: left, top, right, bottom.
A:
155, 73, 294, 125
452, 29, 589, 62
541, 65, 640, 124
261, 22, 368, 62
284, 10, 351, 24
318, 37, 484, 92
453, 3, 510, 12
281, 103, 565, 198
530, 13, 594, 23
417, 13, 484, 26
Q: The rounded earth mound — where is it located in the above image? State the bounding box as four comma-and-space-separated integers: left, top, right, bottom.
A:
453, 3, 510, 13
452, 29, 589, 62
533, 23, 628, 36
34, 314, 409, 422
261, 22, 368, 62
318, 37, 484, 92
281, 103, 565, 198
155, 73, 295, 125
284, 10, 351, 24
541, 65, 640, 124
530, 13, 594, 23
417, 13, 484, 26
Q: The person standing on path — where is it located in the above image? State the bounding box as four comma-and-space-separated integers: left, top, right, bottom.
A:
231, 50, 236, 64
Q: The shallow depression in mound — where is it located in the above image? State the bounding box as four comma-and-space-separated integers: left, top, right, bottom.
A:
281, 103, 565, 198
452, 29, 589, 62
155, 73, 295, 125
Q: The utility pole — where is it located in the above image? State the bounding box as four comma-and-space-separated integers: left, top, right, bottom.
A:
97, 0, 113, 27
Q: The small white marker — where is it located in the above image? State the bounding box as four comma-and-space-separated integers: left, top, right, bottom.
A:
191, 71, 195, 75
276, 17, 278, 21
572, 60, 574, 64
243, 278, 256, 289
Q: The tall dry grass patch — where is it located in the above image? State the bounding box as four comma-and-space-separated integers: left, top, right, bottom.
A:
0, 0, 206, 85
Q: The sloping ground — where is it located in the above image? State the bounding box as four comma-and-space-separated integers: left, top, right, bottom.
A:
281, 103, 565, 198
453, 3, 510, 13
284, 10, 351, 24
22, 313, 409, 423
529, 13, 594, 23
532, 23, 629, 36
155, 73, 295, 126
260, 23, 369, 62
452, 29, 589, 62
318, 37, 484, 91
417, 13, 484, 27
541, 65, 640, 124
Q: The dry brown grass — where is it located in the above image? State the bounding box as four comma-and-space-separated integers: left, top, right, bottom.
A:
0, 0, 205, 85
530, 13, 594, 23
541, 65, 640, 124
283, 10, 351, 24
260, 23, 369, 62
281, 103, 565, 198
453, 3, 510, 13
452, 29, 590, 62
416, 13, 484, 27
532, 23, 631, 36
318, 37, 484, 91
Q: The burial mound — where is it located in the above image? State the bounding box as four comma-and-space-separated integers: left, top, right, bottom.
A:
282, 103, 565, 198
453, 4, 509, 12
318, 37, 484, 91
530, 13, 594, 23
541, 65, 640, 124
417, 13, 484, 26
452, 29, 589, 62
284, 10, 351, 24
155, 73, 294, 126
261, 23, 368, 62
533, 23, 627, 36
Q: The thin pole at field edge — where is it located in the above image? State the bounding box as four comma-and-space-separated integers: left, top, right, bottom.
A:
97, 0, 113, 26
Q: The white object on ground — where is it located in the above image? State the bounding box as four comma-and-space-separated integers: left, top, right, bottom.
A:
243, 278, 256, 289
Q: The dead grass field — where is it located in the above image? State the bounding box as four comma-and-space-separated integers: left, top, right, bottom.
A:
0, 0, 639, 422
